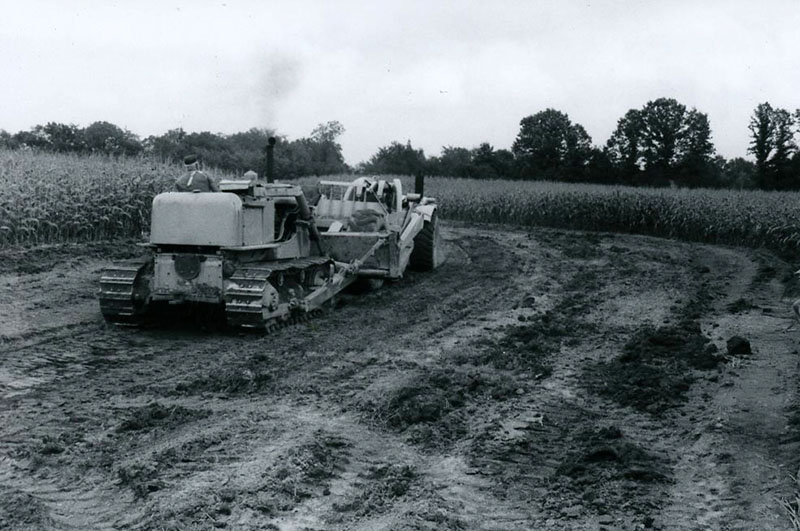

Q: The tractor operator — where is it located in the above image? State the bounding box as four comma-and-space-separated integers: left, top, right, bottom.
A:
175, 154, 219, 192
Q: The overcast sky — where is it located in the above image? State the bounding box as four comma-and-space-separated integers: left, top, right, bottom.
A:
3, 0, 799, 165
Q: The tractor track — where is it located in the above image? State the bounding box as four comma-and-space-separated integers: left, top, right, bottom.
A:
1, 224, 799, 530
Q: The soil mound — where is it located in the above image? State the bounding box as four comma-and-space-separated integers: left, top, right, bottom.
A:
592, 316, 723, 413
361, 368, 517, 447
553, 426, 671, 518
469, 313, 565, 375
557, 426, 669, 484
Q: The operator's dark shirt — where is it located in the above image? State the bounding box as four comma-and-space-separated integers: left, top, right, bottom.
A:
175, 170, 219, 192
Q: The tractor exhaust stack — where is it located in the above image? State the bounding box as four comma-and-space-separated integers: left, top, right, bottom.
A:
266, 137, 277, 183
415, 172, 425, 197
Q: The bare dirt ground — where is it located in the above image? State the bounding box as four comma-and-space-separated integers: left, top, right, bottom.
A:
2, 224, 800, 531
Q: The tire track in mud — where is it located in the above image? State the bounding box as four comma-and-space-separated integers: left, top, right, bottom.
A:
0, 328, 137, 399
1, 227, 798, 530
0, 230, 720, 529
0, 458, 143, 531
429, 232, 688, 529
655, 247, 797, 531
0, 229, 527, 530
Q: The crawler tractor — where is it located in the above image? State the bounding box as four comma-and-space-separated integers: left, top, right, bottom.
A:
98, 146, 442, 330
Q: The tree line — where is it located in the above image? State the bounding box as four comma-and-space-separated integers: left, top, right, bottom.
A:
0, 120, 348, 179
361, 98, 800, 189
2, 98, 799, 189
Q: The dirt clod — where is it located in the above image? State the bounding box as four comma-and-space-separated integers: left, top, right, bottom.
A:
726, 336, 752, 356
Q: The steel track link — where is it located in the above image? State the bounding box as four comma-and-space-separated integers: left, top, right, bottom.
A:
98, 261, 151, 325
224, 257, 332, 330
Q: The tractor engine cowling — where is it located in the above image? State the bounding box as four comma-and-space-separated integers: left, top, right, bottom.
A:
150, 192, 276, 247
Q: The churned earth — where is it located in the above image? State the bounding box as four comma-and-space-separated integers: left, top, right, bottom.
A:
1, 223, 799, 530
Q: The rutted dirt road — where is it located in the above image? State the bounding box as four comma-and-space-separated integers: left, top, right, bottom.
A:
1, 224, 800, 530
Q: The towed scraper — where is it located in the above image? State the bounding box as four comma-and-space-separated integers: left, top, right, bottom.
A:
99, 149, 442, 331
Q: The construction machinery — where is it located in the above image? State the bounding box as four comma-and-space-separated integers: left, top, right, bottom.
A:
98, 142, 442, 331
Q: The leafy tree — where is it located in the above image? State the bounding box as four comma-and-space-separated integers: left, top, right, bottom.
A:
605, 109, 644, 184
273, 122, 348, 178
227, 128, 275, 175
12, 126, 50, 150
718, 157, 757, 189
424, 143, 516, 179
769, 108, 796, 188
0, 130, 11, 149
584, 147, 616, 184
180, 131, 237, 170
430, 146, 473, 177
607, 98, 716, 186
471, 143, 495, 167
639, 98, 687, 171
471, 143, 516, 179
748, 103, 773, 183
145, 128, 233, 168
679, 110, 714, 163
275, 138, 329, 178
43, 122, 86, 153
269, 126, 344, 179
747, 103, 798, 189
360, 141, 427, 175
144, 128, 187, 162
489, 148, 516, 179
512, 109, 592, 180
84, 121, 142, 156
606, 110, 644, 173
274, 137, 313, 179
311, 120, 345, 144
141, 122, 347, 178
676, 109, 716, 186
307, 121, 348, 175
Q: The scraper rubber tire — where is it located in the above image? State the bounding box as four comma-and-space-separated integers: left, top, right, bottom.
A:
410, 211, 439, 271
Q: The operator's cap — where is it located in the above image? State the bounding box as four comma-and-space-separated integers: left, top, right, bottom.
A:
183, 154, 198, 165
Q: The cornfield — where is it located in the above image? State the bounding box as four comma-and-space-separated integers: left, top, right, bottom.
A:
320, 174, 800, 260
430, 178, 800, 259
0, 149, 226, 245
3, 150, 800, 261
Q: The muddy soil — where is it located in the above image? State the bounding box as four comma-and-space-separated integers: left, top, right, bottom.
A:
1, 225, 799, 530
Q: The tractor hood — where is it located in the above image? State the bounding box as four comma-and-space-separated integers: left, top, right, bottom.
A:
150, 192, 243, 247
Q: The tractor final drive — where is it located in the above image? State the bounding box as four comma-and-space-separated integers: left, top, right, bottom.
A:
98, 141, 443, 331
